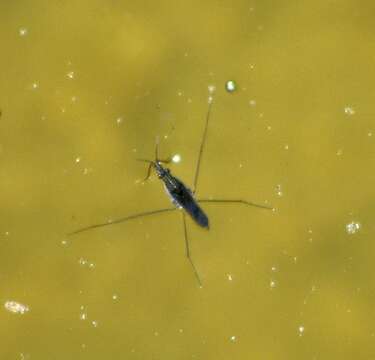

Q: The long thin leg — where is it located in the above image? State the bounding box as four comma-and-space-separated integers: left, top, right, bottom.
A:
192, 98, 213, 194
68, 207, 177, 236
142, 162, 153, 182
136, 159, 154, 182
182, 212, 202, 287
197, 198, 274, 210
155, 136, 160, 160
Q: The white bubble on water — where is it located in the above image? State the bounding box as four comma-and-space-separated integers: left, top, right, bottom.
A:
225, 80, 237, 93
298, 325, 305, 336
346, 221, 361, 234
66, 71, 75, 79
19, 27, 28, 36
172, 154, 181, 163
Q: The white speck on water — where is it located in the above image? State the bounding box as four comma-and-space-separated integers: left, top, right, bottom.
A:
179, 328, 184, 333
80, 312, 87, 320
78, 258, 87, 266
344, 106, 355, 116
19, 27, 28, 36
271, 266, 277, 272
239, 163, 243, 168
230, 335, 237, 342
31, 82, 39, 90
336, 148, 343, 156
227, 274, 233, 281
267, 125, 272, 131
116, 117, 123, 125
92, 320, 98, 327
368, 132, 373, 137
249, 63, 255, 70
67, 71, 75, 79
177, 90, 183, 97
172, 154, 181, 163
249, 99, 256, 107
112, 294, 118, 300
270, 280, 277, 288
61, 239, 68, 246
4, 301, 29, 314
154, 331, 159, 336
284, 144, 289, 150
75, 157, 81, 163
346, 221, 361, 234
5, 231, 10, 236
298, 325, 305, 336
71, 96, 77, 103
78, 258, 95, 269
208, 85, 216, 94
275, 184, 283, 197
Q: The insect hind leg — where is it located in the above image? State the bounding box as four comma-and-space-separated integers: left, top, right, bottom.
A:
197, 198, 274, 210
182, 212, 203, 287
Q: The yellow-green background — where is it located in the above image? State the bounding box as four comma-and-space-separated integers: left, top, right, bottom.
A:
1, 1, 374, 359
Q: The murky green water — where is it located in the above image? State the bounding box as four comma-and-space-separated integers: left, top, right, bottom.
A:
1, 1, 375, 359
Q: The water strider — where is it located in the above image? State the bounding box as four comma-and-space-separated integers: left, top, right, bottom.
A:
68, 96, 273, 285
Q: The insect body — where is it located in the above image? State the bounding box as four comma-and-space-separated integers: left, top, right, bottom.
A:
149, 160, 209, 228
69, 96, 272, 286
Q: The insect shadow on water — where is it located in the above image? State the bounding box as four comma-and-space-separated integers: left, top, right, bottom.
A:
68, 96, 273, 286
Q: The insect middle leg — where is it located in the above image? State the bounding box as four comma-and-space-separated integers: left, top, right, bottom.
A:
68, 207, 177, 236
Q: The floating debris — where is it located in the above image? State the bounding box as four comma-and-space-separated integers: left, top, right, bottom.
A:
346, 221, 361, 235
344, 106, 355, 116
4, 300, 29, 314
